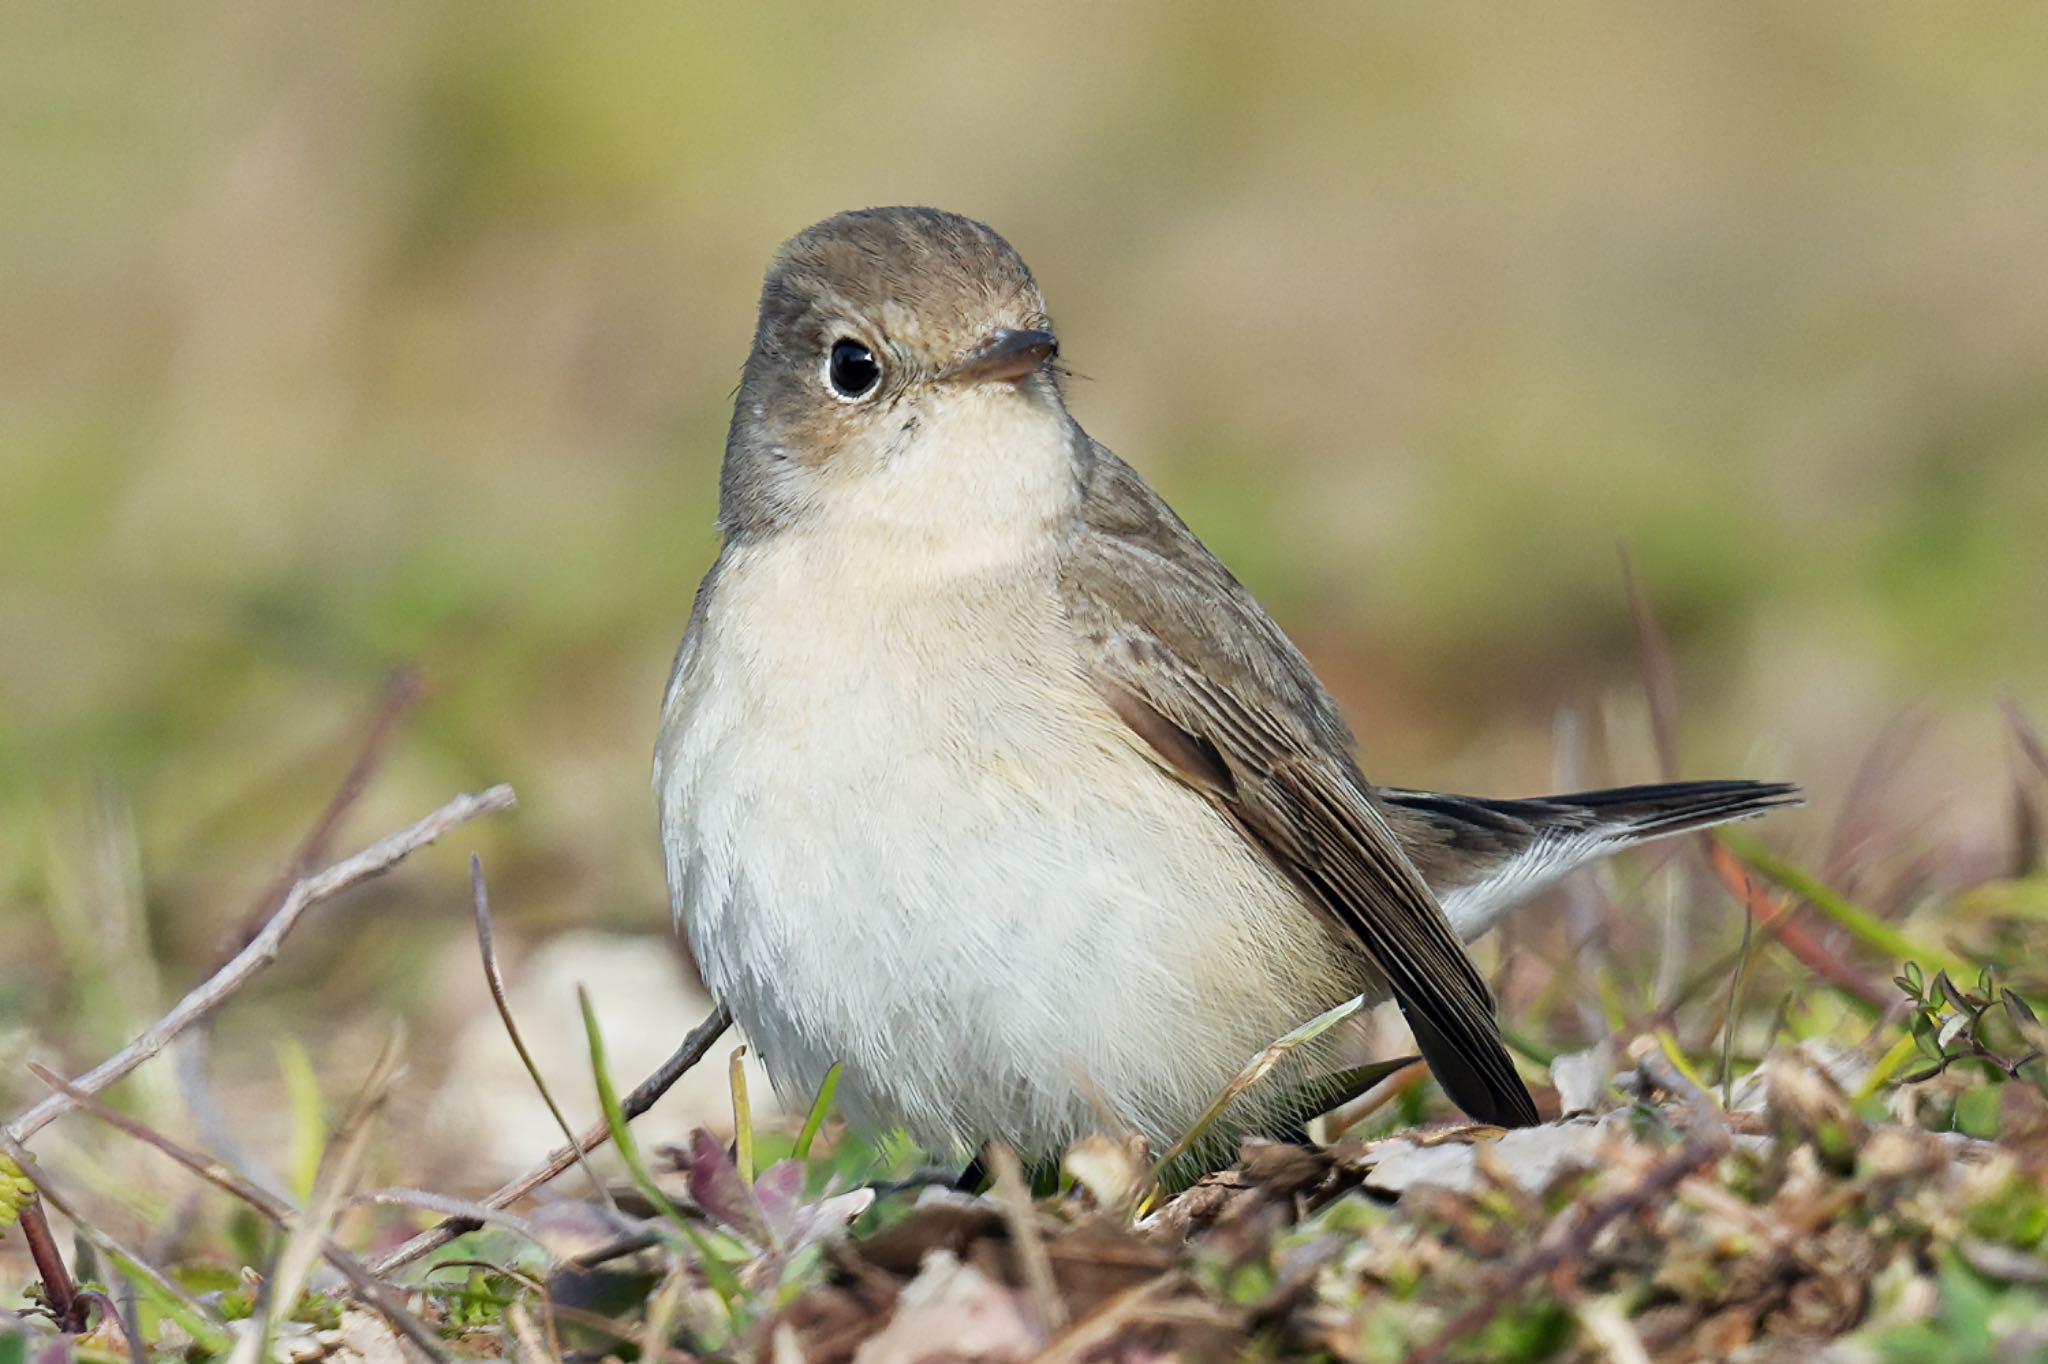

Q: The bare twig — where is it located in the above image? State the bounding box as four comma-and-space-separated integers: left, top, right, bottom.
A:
17, 1193, 87, 1332
0, 1132, 225, 1343
349, 1188, 542, 1243
987, 1141, 1066, 1338
116, 1278, 149, 1364
29, 1063, 447, 1361
366, 1000, 733, 1277
217, 666, 420, 966
469, 854, 614, 1209
178, 672, 425, 1196
5, 784, 516, 1145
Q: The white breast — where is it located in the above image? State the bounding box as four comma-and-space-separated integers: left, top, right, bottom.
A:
654, 534, 1359, 1160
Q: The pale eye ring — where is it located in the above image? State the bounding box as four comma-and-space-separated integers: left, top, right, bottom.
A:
825, 337, 883, 402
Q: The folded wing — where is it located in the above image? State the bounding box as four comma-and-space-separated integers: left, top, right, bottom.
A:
1058, 445, 1539, 1128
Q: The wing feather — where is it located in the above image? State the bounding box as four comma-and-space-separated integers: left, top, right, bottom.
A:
1059, 444, 1538, 1127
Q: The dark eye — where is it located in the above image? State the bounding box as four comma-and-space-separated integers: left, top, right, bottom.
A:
826, 338, 882, 401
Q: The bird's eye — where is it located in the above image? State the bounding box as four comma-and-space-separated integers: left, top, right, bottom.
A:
826, 338, 882, 401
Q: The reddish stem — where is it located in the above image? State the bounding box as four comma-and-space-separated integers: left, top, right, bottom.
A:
19, 1194, 90, 1332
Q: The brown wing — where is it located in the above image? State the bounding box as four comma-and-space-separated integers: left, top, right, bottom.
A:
1059, 444, 1538, 1128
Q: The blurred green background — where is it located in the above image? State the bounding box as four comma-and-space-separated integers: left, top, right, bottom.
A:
4, 5, 2046, 1161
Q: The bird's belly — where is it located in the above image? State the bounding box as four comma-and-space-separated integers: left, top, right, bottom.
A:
658, 592, 1361, 1159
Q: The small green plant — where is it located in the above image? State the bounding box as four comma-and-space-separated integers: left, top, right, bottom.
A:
1894, 963, 2047, 1087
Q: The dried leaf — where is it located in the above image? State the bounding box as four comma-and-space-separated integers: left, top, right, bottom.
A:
753, 1160, 806, 1248
685, 1130, 768, 1247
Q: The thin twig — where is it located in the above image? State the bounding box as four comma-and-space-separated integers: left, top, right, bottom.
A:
5, 785, 516, 1146
28, 1064, 448, 1361
0, 1131, 226, 1343
17, 1194, 87, 1331
349, 1188, 542, 1243
216, 666, 420, 967
365, 1001, 733, 1277
987, 1141, 1066, 1338
469, 854, 614, 1209
116, 1277, 149, 1364
179, 672, 423, 1197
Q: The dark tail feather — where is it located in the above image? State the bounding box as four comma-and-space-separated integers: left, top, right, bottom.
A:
1554, 779, 1803, 841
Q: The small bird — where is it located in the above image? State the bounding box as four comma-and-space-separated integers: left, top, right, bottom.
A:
655, 207, 1796, 1167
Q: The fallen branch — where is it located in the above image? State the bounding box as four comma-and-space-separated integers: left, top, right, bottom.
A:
5, 784, 517, 1146
366, 1000, 732, 1277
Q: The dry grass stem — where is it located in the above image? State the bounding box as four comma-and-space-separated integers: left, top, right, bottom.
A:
349, 1188, 541, 1243
6, 784, 517, 1146
365, 1000, 732, 1277
27, 1062, 445, 1360
228, 1031, 417, 1364
986, 1141, 1066, 1337
468, 853, 615, 1209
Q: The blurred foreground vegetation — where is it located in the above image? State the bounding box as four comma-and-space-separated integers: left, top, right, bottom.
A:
4, 4, 2048, 1359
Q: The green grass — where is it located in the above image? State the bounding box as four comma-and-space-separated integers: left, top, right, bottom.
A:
8, 4, 2048, 1357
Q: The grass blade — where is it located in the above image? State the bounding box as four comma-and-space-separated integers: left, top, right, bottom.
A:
793, 1062, 842, 1161
1726, 834, 1973, 976
576, 988, 748, 1314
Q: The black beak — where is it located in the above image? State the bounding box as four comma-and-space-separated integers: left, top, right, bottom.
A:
943, 327, 1059, 385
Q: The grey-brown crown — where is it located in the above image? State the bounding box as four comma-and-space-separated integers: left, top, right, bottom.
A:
758, 207, 1048, 363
